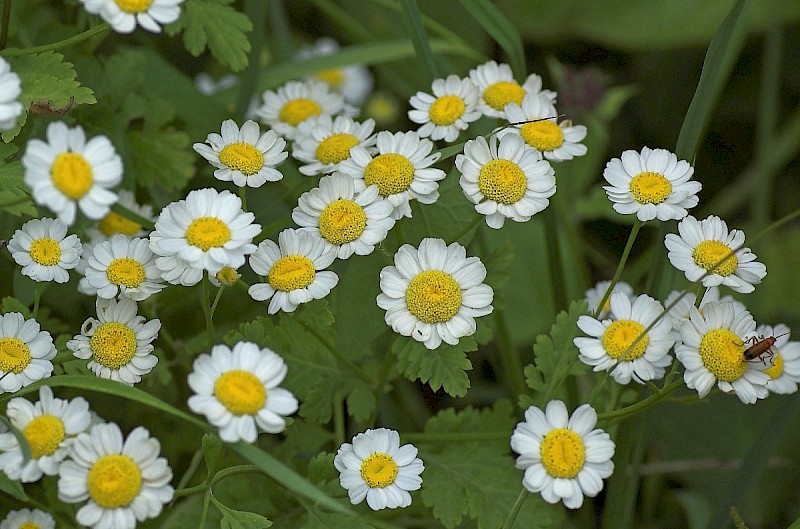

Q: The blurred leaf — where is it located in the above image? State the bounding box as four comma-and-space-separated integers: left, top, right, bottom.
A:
301, 513, 374, 529
215, 500, 272, 529
0, 153, 35, 217
172, 0, 253, 72
457, 0, 525, 79
0, 469, 26, 501
400, 0, 440, 81
1, 297, 31, 316
126, 127, 195, 192
393, 336, 474, 397
3, 51, 95, 141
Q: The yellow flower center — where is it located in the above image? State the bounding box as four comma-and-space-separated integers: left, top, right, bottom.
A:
428, 95, 466, 126
218, 142, 265, 176
185, 217, 232, 251
629, 171, 672, 205
51, 152, 93, 200
364, 153, 415, 197
762, 352, 784, 379
519, 121, 564, 152
360, 452, 399, 488
319, 199, 367, 245
692, 240, 738, 277
477, 159, 526, 205
23, 414, 65, 459
20, 522, 41, 529
279, 98, 322, 126
315, 133, 359, 165
540, 428, 586, 479
0, 337, 32, 374
315, 68, 344, 89
483, 81, 525, 111
106, 258, 146, 288
405, 270, 462, 324
115, 0, 153, 13
268, 255, 316, 292
98, 211, 142, 237
88, 454, 142, 509
29, 238, 62, 266
215, 266, 240, 287
213, 369, 266, 415
89, 322, 137, 370
601, 320, 650, 360
699, 328, 748, 382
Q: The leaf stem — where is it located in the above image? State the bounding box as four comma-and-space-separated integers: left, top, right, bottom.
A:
0, 23, 110, 57
0, 0, 12, 51
593, 219, 642, 317
596, 379, 684, 424
501, 489, 528, 529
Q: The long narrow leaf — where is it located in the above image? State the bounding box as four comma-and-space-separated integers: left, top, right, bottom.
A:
458, 0, 525, 79
399, 0, 440, 81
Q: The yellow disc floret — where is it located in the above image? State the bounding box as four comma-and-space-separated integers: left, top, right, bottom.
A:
185, 217, 232, 251
268, 255, 316, 291
405, 270, 462, 324
319, 199, 367, 245
762, 352, 783, 379
98, 212, 142, 237
428, 95, 466, 126
316, 133, 359, 165
29, 238, 62, 266
364, 153, 415, 197
478, 159, 527, 205
630, 171, 672, 205
88, 454, 142, 508
106, 258, 146, 288
540, 428, 586, 479
90, 322, 137, 370
279, 98, 322, 126
51, 152, 93, 199
601, 320, 649, 360
315, 68, 344, 89
0, 337, 32, 374
520, 121, 564, 152
213, 369, 267, 415
483, 81, 525, 111
23, 415, 65, 459
692, 240, 738, 277
360, 452, 399, 488
699, 328, 748, 382
218, 143, 265, 176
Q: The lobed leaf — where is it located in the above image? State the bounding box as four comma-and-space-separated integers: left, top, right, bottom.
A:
393, 336, 474, 397
173, 0, 253, 72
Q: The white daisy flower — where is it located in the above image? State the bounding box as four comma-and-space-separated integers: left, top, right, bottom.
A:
0, 57, 23, 131
456, 134, 555, 229
149, 188, 260, 286
0, 386, 91, 483
0, 509, 55, 529
187, 341, 298, 443
338, 130, 446, 220
85, 189, 155, 243
292, 114, 377, 176
297, 37, 374, 107
195, 73, 238, 96
662, 287, 746, 342
67, 297, 161, 385
377, 238, 494, 349
292, 173, 395, 259
78, 0, 184, 33
248, 228, 339, 314
664, 215, 767, 294
78, 234, 165, 301
675, 301, 770, 404
574, 293, 675, 385
407, 74, 482, 142
334, 428, 424, 511
602, 147, 701, 222
748, 324, 800, 395
193, 119, 288, 188
468, 60, 557, 119
500, 93, 587, 162
7, 217, 82, 283
510, 400, 615, 510
583, 280, 635, 319
0, 312, 56, 393
57, 422, 173, 529
255, 79, 345, 140
22, 121, 123, 226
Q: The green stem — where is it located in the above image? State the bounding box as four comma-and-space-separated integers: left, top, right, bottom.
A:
0, 23, 110, 57
238, 186, 247, 212
0, 0, 12, 50
236, 0, 267, 120
298, 317, 373, 385
501, 489, 528, 529
596, 379, 684, 424
334, 391, 345, 447
447, 211, 483, 245
32, 282, 43, 318
202, 278, 215, 347
366, 334, 395, 428
174, 448, 204, 495
402, 431, 508, 443
110, 202, 155, 231
594, 219, 642, 317
543, 207, 567, 312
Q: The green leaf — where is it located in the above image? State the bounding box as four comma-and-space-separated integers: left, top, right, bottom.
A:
0, 469, 26, 502
393, 336, 474, 397
126, 127, 195, 191
202, 433, 224, 477
400, 0, 440, 81
173, 0, 253, 72
4, 51, 95, 141
301, 513, 375, 529
457, 0, 526, 79
215, 500, 272, 529
521, 300, 589, 408
1, 297, 31, 317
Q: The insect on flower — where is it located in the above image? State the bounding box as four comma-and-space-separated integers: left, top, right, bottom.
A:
490, 115, 563, 135
740, 332, 790, 365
